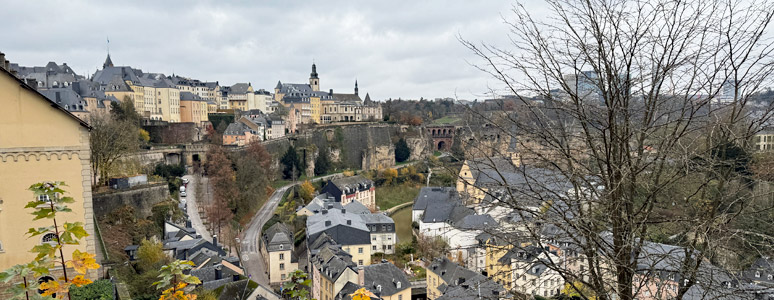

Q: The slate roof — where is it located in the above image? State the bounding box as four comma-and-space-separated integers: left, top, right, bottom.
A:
362, 263, 410, 297
744, 257, 774, 286
223, 122, 252, 136
344, 201, 371, 215
230, 83, 252, 94
336, 282, 379, 300
452, 214, 497, 230
413, 187, 461, 212
328, 176, 374, 193
333, 93, 362, 102
307, 208, 371, 245
308, 232, 339, 253
428, 257, 487, 289
92, 66, 141, 85
312, 245, 357, 283
38, 88, 88, 112
264, 222, 293, 252
181, 91, 205, 101
436, 278, 508, 300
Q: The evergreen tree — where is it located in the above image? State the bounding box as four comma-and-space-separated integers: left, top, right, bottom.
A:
395, 138, 411, 162
314, 147, 331, 176
281, 145, 301, 179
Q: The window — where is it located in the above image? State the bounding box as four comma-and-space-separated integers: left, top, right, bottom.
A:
279, 253, 284, 260
281, 274, 286, 280
280, 263, 285, 270
387, 245, 392, 250
373, 245, 377, 251
358, 260, 364, 266
398, 295, 403, 300
358, 247, 363, 254
41, 233, 58, 245
0, 240, 3, 252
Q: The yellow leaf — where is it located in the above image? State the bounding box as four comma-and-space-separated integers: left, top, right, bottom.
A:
71, 275, 92, 287
66, 249, 100, 274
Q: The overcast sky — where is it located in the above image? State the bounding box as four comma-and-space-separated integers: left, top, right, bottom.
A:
0, 1, 530, 100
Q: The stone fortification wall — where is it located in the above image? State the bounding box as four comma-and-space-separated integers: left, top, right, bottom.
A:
92, 183, 170, 219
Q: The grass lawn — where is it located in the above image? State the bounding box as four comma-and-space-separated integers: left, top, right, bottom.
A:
432, 115, 461, 125
376, 183, 421, 210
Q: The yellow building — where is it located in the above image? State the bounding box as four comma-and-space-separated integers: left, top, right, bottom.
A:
485, 237, 515, 291
0, 62, 97, 280
310, 95, 321, 123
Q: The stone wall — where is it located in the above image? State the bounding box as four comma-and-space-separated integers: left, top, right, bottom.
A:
92, 182, 170, 219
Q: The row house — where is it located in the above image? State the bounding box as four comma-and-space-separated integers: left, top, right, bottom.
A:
261, 223, 298, 286
320, 175, 377, 210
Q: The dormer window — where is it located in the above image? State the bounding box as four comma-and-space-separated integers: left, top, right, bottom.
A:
756, 271, 762, 278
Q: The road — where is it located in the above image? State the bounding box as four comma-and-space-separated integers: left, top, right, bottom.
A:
183, 175, 212, 242
238, 172, 359, 285
239, 162, 426, 285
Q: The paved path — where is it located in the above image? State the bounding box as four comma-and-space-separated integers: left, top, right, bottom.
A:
183, 175, 212, 242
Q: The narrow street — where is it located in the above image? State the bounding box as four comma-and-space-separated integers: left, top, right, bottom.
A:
183, 175, 212, 242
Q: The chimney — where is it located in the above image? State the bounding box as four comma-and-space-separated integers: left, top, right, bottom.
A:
215, 265, 223, 280
0, 52, 5, 70
186, 220, 192, 228
213, 235, 218, 248
358, 267, 365, 285
329, 89, 333, 96
322, 209, 328, 215
341, 208, 346, 214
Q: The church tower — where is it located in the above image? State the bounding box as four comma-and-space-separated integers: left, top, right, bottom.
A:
354, 80, 359, 96
309, 63, 319, 91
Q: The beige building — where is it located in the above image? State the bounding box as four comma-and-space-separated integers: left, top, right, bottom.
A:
261, 223, 298, 285
226, 83, 254, 112
755, 129, 774, 151
311, 246, 359, 300
0, 60, 98, 282
180, 92, 208, 127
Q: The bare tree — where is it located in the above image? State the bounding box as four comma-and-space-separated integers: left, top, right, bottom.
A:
456, 0, 774, 299
90, 113, 139, 186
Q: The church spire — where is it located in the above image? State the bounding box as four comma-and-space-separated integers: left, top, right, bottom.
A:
354, 80, 359, 96
310, 62, 319, 79
103, 54, 114, 69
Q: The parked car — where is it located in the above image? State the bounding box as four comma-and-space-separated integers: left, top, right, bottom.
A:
180, 186, 186, 193
182, 178, 189, 184
180, 191, 187, 197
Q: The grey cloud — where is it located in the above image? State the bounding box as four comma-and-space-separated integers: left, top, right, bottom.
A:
0, 0, 522, 100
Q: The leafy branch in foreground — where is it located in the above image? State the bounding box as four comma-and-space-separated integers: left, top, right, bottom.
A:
0, 181, 100, 300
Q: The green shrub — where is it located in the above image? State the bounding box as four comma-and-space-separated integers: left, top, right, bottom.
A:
70, 279, 114, 300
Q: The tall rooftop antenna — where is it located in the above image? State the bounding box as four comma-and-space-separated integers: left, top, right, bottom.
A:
106, 36, 110, 55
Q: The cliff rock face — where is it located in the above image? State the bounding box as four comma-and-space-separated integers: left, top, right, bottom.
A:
406, 137, 427, 161
362, 145, 395, 170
